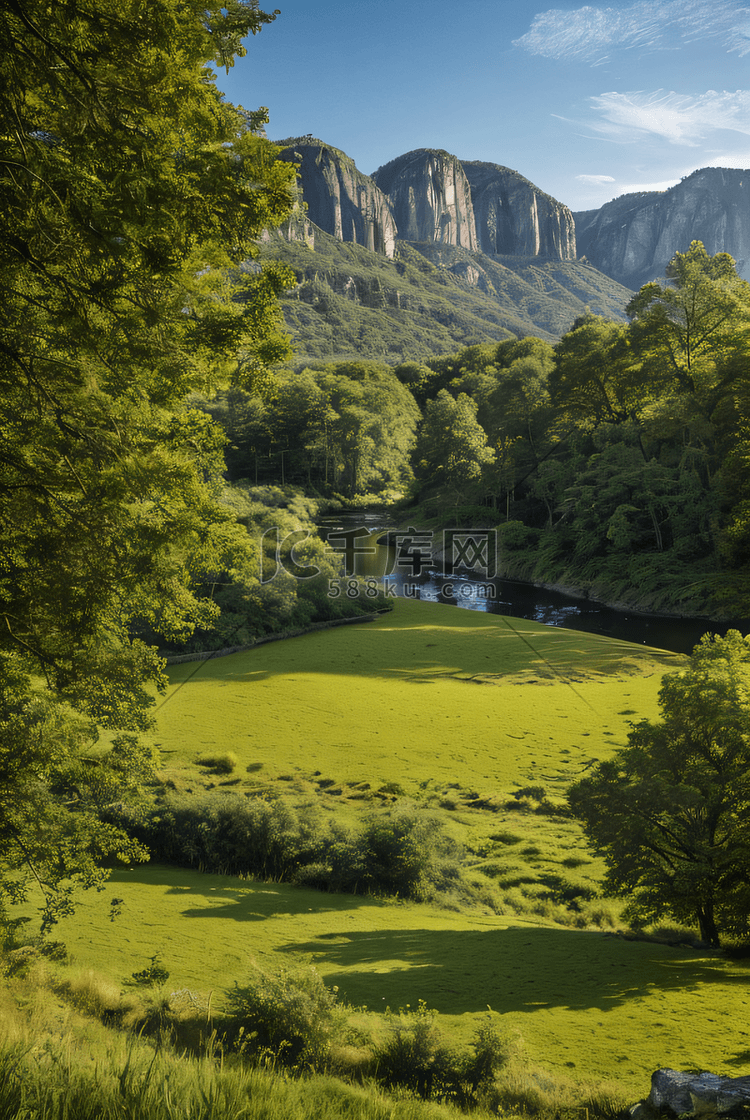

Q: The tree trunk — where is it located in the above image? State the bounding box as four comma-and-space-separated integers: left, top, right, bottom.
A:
696, 903, 720, 947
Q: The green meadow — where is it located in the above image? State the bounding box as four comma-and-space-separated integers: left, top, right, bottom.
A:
156, 598, 680, 796
44, 598, 750, 1102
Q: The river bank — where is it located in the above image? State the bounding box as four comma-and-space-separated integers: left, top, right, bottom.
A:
318, 511, 750, 654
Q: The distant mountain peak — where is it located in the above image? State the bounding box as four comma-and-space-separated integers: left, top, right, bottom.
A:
575, 166, 750, 286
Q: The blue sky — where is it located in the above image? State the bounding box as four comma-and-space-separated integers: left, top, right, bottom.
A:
217, 0, 750, 212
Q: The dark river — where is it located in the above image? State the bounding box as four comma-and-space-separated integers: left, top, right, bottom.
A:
317, 512, 750, 656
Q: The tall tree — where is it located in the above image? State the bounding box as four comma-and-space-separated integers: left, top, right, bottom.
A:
415, 389, 495, 504
312, 364, 420, 498
569, 632, 750, 946
626, 241, 750, 400
549, 316, 638, 429
0, 0, 295, 932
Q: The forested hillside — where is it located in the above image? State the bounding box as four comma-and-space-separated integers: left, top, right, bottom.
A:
211, 241, 750, 619
261, 221, 633, 362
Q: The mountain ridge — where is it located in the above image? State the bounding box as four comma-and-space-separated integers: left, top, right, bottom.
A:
261, 136, 750, 360
573, 166, 750, 288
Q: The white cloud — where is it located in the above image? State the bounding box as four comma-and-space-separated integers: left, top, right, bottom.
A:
704, 151, 750, 168
513, 0, 750, 62
576, 173, 616, 183
587, 89, 750, 144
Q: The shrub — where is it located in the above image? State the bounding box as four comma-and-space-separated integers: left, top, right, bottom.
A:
114, 796, 469, 907
498, 520, 541, 551
374, 1000, 449, 1099
196, 751, 238, 775
117, 792, 328, 880
325, 808, 463, 902
227, 966, 343, 1069
129, 955, 170, 987
374, 1002, 507, 1104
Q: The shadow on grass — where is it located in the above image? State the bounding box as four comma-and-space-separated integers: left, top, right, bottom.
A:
725, 1048, 750, 1067
111, 865, 380, 921
168, 609, 681, 689
276, 925, 746, 1016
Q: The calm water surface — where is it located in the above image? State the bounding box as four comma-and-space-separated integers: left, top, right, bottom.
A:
317, 513, 750, 656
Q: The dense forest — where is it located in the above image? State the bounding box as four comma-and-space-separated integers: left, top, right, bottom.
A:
202, 240, 750, 619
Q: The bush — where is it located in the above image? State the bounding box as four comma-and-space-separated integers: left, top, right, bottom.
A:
227, 966, 343, 1069
196, 751, 238, 775
498, 520, 541, 551
129, 955, 170, 987
374, 1000, 450, 1099
374, 1002, 507, 1104
115, 796, 469, 907
295, 808, 464, 903
118, 792, 328, 880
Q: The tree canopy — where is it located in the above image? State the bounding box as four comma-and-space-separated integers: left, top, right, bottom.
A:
568, 632, 750, 946
0, 0, 296, 932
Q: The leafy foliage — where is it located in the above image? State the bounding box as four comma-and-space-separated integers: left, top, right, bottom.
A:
568, 631, 750, 946
374, 1002, 507, 1106
203, 362, 419, 496
115, 793, 464, 905
392, 244, 750, 615
228, 966, 343, 1069
0, 0, 297, 930
415, 390, 495, 504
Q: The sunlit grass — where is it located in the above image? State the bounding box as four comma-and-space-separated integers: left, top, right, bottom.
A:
51, 862, 750, 1097
23, 600, 750, 1102
155, 598, 680, 800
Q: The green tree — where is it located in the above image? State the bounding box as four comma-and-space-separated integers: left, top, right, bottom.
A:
311, 364, 419, 497
415, 389, 495, 504
549, 316, 638, 429
568, 632, 750, 946
626, 241, 750, 399
0, 0, 295, 932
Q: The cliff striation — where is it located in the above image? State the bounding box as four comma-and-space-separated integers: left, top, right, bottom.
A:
574, 167, 750, 287
372, 149, 478, 250
464, 161, 576, 260
272, 138, 578, 267
276, 137, 397, 258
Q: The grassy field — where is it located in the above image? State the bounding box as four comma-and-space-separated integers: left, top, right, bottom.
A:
42, 599, 750, 1101
55, 863, 750, 1097
156, 598, 681, 796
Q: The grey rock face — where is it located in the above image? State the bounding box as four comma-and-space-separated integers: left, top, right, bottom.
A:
276, 137, 397, 258
463, 161, 576, 260
630, 1069, 750, 1119
373, 149, 478, 250
261, 166, 315, 249
574, 167, 750, 287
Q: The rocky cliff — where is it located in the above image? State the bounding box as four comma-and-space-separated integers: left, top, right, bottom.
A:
463, 161, 576, 260
372, 148, 478, 250
272, 138, 579, 266
574, 167, 750, 287
276, 137, 397, 258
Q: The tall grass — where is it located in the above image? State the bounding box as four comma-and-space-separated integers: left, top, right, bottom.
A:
0, 1032, 500, 1120
0, 956, 631, 1120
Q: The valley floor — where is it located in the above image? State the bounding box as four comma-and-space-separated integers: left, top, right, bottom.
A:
10, 600, 750, 1106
